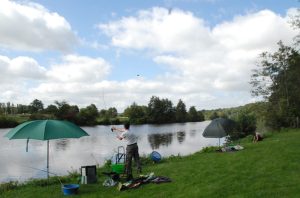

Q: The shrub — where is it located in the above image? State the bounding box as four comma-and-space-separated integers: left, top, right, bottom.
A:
200, 146, 219, 153
229, 112, 257, 141
29, 113, 54, 120
0, 116, 19, 128
0, 181, 19, 193
140, 155, 154, 165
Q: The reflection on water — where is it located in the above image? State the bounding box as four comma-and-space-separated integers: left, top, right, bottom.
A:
176, 131, 186, 144
0, 121, 226, 183
148, 133, 173, 150
54, 139, 70, 151
189, 129, 196, 137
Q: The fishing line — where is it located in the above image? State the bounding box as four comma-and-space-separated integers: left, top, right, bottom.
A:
101, 89, 119, 139
86, 92, 120, 164
101, 89, 107, 112
90, 153, 100, 166
101, 89, 111, 127
24, 165, 63, 186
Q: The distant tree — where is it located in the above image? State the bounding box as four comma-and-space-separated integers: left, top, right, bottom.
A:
228, 112, 257, 141
98, 107, 119, 124
0, 103, 4, 114
188, 106, 198, 122
6, 102, 11, 114
147, 96, 161, 123
11, 103, 16, 114
29, 99, 44, 113
147, 96, 175, 124
78, 104, 99, 125
250, 7, 300, 127
107, 107, 118, 118
209, 112, 219, 120
44, 104, 58, 114
290, 8, 300, 45
54, 101, 79, 122
17, 104, 29, 114
97, 108, 110, 125
187, 106, 205, 122
197, 110, 205, 122
99, 109, 108, 118
250, 41, 300, 128
124, 102, 147, 124
175, 99, 187, 122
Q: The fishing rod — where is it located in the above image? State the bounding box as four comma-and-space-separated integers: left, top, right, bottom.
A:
90, 153, 100, 166
101, 89, 111, 129
101, 89, 118, 135
101, 89, 128, 164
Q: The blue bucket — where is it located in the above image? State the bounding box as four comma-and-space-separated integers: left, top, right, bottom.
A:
62, 184, 79, 195
150, 151, 161, 162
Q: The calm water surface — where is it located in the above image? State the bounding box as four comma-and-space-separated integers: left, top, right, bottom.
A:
0, 121, 224, 183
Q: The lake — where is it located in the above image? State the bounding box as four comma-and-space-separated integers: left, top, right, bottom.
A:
0, 121, 224, 183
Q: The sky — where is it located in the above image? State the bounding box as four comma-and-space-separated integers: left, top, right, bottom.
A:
0, 0, 299, 112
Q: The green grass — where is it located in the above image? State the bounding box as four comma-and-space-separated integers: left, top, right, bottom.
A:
7, 114, 30, 123
2, 129, 300, 198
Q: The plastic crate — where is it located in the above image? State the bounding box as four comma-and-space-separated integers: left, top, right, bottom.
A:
111, 164, 125, 174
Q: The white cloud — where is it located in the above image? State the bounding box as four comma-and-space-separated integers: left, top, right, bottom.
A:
0, 55, 47, 105
97, 7, 298, 109
99, 7, 214, 54
0, 55, 46, 81
0, 54, 112, 106
213, 10, 296, 50
47, 55, 111, 82
0, 0, 77, 52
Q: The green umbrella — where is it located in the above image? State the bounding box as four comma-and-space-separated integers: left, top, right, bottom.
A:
4, 120, 89, 178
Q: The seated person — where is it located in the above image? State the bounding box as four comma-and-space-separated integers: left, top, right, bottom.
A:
253, 132, 263, 142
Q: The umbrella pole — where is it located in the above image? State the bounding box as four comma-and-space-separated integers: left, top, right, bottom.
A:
47, 140, 49, 179
219, 138, 220, 148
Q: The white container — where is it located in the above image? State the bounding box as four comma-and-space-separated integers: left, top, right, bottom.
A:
81, 176, 87, 184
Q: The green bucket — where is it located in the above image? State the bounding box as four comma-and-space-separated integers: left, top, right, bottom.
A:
111, 164, 125, 174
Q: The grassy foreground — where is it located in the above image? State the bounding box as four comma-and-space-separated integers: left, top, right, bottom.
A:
2, 129, 300, 198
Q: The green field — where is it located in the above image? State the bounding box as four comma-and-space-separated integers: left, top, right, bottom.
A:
2, 129, 300, 198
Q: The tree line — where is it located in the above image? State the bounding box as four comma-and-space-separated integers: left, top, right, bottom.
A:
124, 96, 204, 124
250, 9, 300, 130
0, 96, 205, 128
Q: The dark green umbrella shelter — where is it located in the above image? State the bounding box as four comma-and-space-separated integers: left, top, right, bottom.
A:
5, 120, 89, 178
202, 118, 236, 146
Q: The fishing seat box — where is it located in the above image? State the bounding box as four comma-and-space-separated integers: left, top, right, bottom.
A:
81, 165, 97, 184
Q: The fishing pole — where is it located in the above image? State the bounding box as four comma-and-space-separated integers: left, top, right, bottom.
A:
90, 153, 100, 166
101, 89, 111, 130
101, 89, 118, 136
101, 88, 130, 166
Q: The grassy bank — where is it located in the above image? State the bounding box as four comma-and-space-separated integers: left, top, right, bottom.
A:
2, 129, 300, 197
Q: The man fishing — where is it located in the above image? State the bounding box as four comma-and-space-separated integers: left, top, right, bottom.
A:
111, 123, 142, 181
